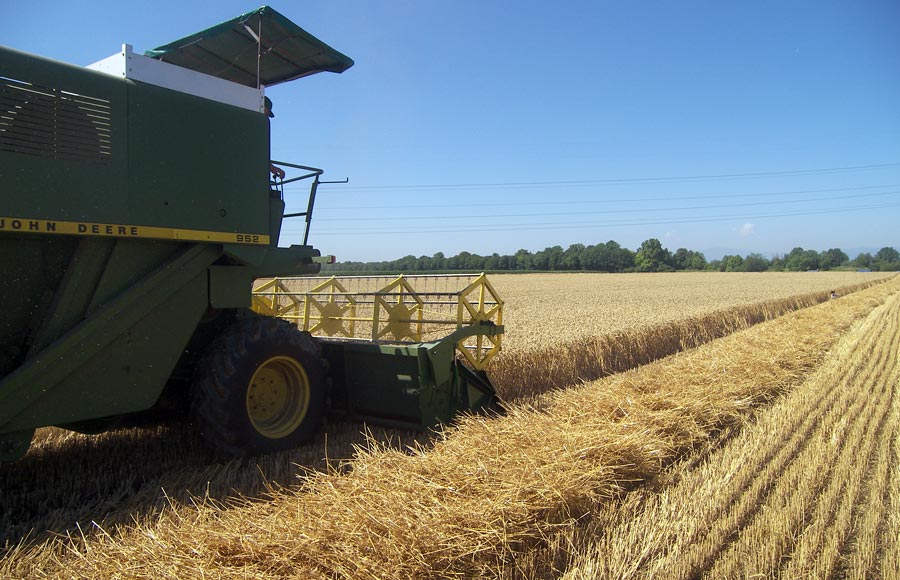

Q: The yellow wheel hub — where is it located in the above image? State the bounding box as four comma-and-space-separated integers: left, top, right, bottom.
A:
246, 356, 310, 439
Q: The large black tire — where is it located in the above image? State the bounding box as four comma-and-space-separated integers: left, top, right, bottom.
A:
191, 316, 326, 457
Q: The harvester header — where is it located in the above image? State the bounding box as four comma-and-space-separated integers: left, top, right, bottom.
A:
253, 273, 504, 369
250, 274, 504, 431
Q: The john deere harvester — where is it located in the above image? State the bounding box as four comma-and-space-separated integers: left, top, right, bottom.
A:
0, 7, 503, 460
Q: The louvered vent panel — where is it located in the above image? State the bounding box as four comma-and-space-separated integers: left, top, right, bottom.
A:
0, 77, 112, 164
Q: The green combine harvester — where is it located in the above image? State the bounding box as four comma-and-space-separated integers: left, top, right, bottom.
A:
0, 7, 503, 460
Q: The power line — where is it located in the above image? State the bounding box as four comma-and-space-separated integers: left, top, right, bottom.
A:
284, 161, 900, 193
310, 189, 900, 222
307, 183, 900, 212
287, 201, 900, 236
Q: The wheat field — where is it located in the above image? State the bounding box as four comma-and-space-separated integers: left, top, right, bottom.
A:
0, 273, 900, 578
493, 271, 886, 350
490, 271, 888, 400
2, 272, 896, 578
542, 277, 900, 579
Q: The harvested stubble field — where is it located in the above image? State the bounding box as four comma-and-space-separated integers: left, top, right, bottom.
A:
560, 283, 900, 579
1, 272, 898, 579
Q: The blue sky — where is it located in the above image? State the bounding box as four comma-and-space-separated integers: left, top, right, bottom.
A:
5, 1, 899, 261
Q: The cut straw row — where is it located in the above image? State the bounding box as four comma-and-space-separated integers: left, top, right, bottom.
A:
559, 275, 900, 579
5, 278, 895, 578
491, 279, 886, 401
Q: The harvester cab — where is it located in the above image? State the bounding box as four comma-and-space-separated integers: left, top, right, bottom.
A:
0, 7, 504, 460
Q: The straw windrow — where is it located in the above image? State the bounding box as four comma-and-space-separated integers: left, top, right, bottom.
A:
5, 276, 896, 579
3, 274, 886, 553
559, 277, 900, 579
491, 277, 885, 401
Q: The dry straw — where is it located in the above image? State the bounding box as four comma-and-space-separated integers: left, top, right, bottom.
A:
495, 271, 890, 351
491, 278, 885, 401
6, 276, 896, 579
5, 273, 886, 550
560, 282, 900, 579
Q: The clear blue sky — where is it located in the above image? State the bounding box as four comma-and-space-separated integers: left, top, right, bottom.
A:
6, 1, 899, 261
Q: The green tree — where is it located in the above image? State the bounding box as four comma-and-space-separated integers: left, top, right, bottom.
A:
672, 248, 691, 270
769, 254, 785, 271
876, 246, 900, 264
580, 244, 601, 270
721, 254, 744, 272
514, 249, 532, 270
604, 241, 635, 272
465, 253, 486, 270
785, 247, 819, 271
546, 245, 565, 270
530, 249, 548, 270
431, 251, 446, 271
852, 252, 872, 269
396, 254, 416, 271
688, 251, 707, 270
562, 243, 585, 270
635, 238, 672, 272
818, 248, 848, 270
672, 248, 706, 271
450, 251, 472, 270
741, 253, 769, 272
872, 247, 900, 271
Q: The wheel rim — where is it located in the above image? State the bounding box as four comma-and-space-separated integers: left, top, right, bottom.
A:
246, 356, 311, 439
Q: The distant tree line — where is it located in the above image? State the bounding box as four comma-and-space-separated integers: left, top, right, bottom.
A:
324, 240, 900, 274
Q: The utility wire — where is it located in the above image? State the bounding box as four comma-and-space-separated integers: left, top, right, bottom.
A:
283, 161, 900, 193
310, 189, 900, 222
286, 201, 900, 236
306, 183, 900, 211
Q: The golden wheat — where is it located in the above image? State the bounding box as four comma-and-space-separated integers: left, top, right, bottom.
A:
494, 271, 890, 350
4, 276, 895, 579
6, 272, 884, 554
556, 286, 900, 579
490, 271, 888, 400
883, 410, 900, 578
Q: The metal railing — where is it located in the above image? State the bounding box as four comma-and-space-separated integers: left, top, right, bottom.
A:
269, 160, 347, 245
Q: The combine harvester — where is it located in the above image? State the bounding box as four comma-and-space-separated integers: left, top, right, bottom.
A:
0, 7, 503, 460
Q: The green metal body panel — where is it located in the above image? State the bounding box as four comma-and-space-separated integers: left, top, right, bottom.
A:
0, 244, 215, 432
1, 45, 270, 240
322, 325, 502, 430
0, 234, 322, 459
0, 43, 323, 459
0, 46, 129, 218
125, 82, 270, 235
